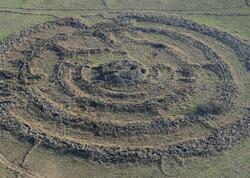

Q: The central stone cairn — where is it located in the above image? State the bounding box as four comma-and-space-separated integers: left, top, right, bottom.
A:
89, 60, 147, 86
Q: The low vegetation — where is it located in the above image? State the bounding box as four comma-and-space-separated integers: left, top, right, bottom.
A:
0, 1, 250, 178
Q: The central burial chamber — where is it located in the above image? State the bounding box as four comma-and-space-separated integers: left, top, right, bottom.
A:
91, 60, 147, 86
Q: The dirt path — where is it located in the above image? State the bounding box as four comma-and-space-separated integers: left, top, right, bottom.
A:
0, 10, 58, 18
0, 152, 45, 178
100, 0, 109, 9
0, 5, 247, 12
21, 140, 41, 167
17, 140, 42, 178
1, 8, 250, 18
198, 0, 209, 6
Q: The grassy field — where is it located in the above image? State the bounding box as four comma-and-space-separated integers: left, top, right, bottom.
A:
178, 138, 250, 178
0, 0, 247, 9
0, 131, 249, 178
189, 15, 250, 40
107, 0, 246, 9
0, 1, 250, 178
0, 13, 52, 41
25, 138, 250, 178
0, 0, 103, 9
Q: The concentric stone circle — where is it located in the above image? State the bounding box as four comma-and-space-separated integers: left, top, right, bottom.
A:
0, 13, 250, 164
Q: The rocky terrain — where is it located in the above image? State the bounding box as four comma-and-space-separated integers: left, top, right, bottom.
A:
0, 13, 250, 174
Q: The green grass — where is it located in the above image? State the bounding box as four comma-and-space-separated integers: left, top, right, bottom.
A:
26, 146, 164, 178
0, 13, 53, 42
177, 138, 250, 178
0, 130, 250, 178
0, 131, 31, 165
14, 136, 250, 178
32, 0, 104, 9
107, 0, 245, 9
0, 0, 246, 10
0, 1, 250, 178
0, 0, 104, 9
188, 15, 250, 41
0, 165, 16, 178
0, 0, 39, 8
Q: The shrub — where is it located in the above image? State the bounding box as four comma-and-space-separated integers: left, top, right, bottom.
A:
196, 101, 225, 116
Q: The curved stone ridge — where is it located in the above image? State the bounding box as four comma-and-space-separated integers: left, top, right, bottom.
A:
0, 14, 249, 165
